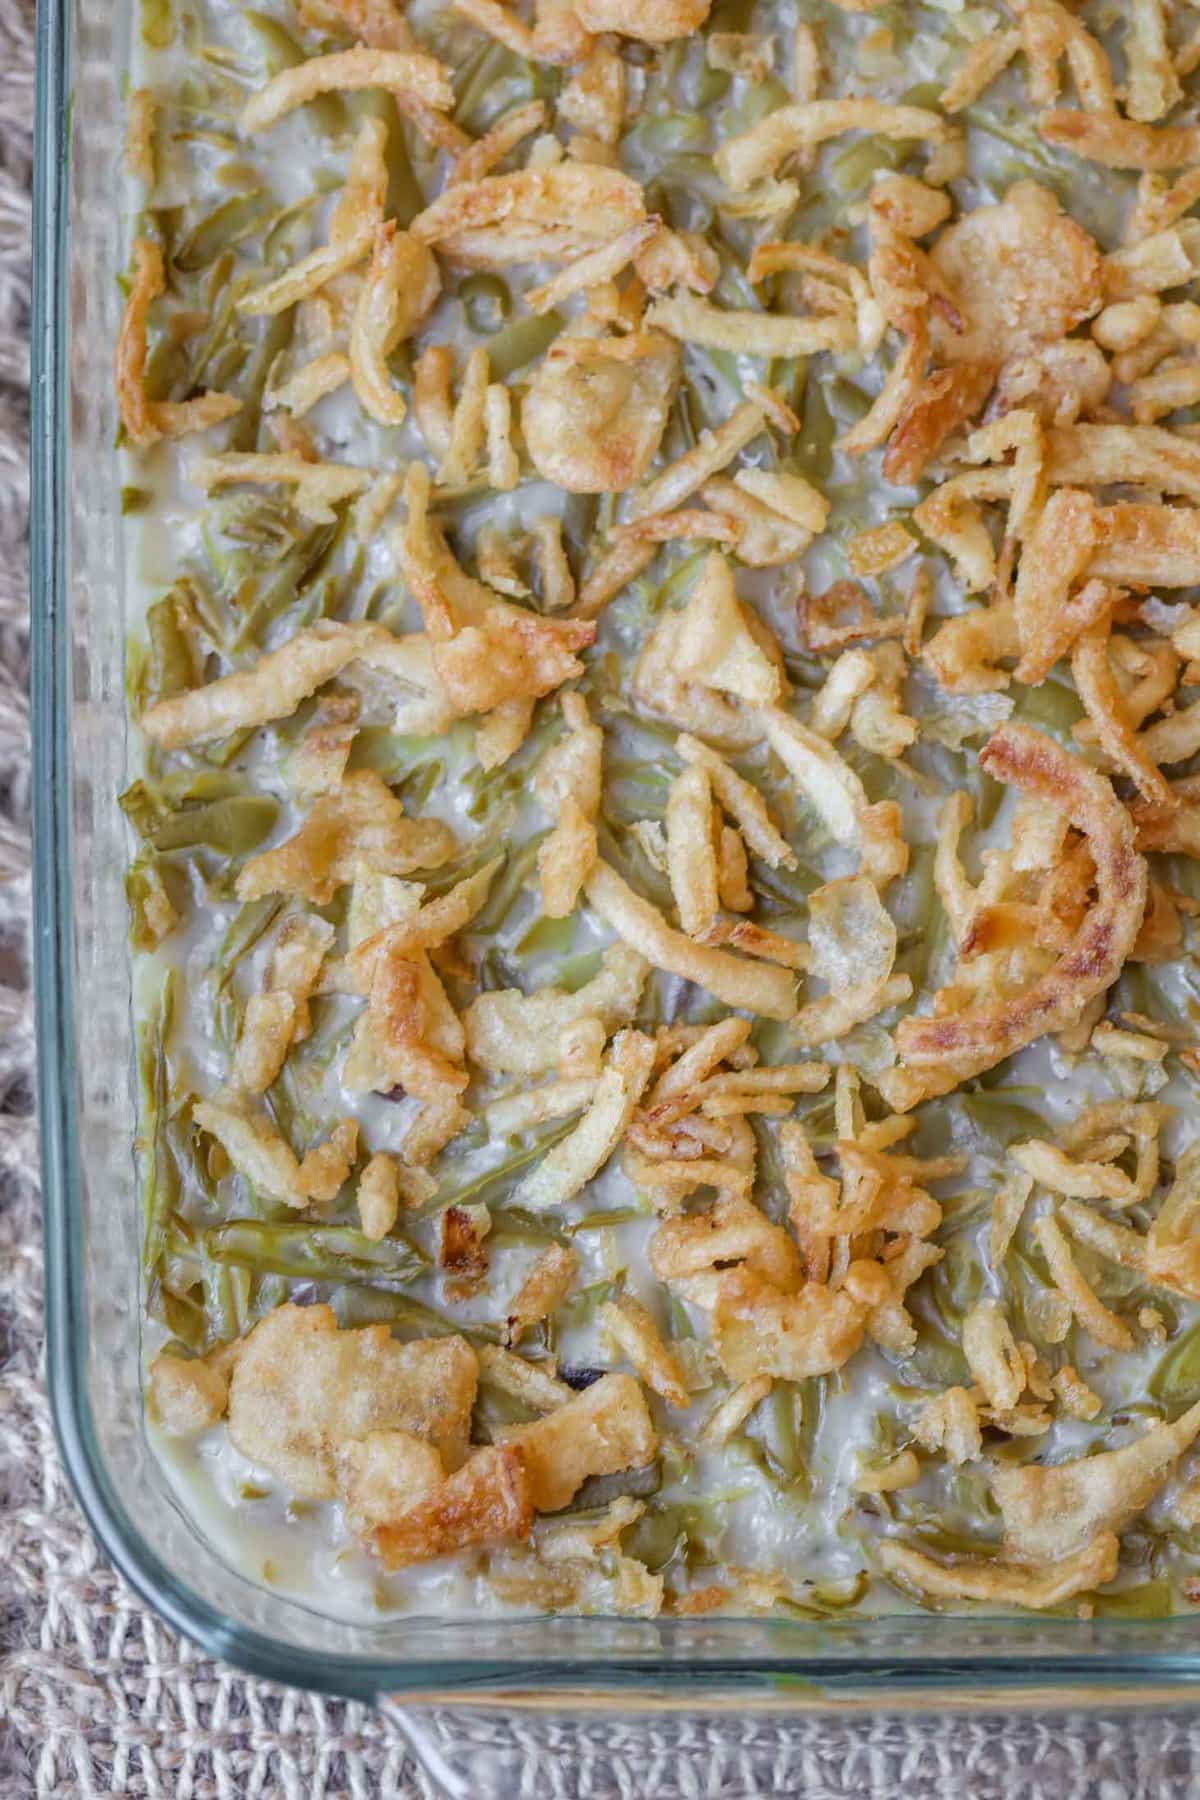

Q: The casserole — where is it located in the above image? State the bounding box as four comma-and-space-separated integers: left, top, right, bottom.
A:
32, 0, 1200, 1779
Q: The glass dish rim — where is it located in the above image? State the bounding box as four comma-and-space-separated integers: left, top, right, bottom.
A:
28, 0, 1200, 1704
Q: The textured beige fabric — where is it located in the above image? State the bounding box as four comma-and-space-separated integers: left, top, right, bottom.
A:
2, 0, 1200, 1792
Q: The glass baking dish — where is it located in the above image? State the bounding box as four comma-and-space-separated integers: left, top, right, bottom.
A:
30, 0, 1200, 1774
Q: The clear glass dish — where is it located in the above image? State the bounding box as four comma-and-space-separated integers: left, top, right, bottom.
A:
30, 0, 1200, 1776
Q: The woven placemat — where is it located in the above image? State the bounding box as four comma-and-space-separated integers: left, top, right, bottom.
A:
3, 0, 1200, 1790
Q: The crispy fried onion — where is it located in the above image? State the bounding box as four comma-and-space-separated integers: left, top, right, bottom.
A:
369, 1442, 534, 1566
573, 0, 710, 43
338, 871, 472, 1099
503, 1373, 658, 1514
666, 763, 719, 937
225, 1305, 478, 1499
141, 619, 456, 748
1012, 490, 1115, 686
349, 223, 441, 425
535, 691, 602, 917
930, 180, 1102, 366
240, 47, 452, 135
600, 1295, 690, 1408
1146, 1140, 1200, 1299
196, 453, 372, 526
645, 292, 857, 358
412, 163, 646, 267
792, 875, 911, 1047
1007, 0, 1115, 111
677, 734, 796, 869
116, 239, 240, 447
715, 100, 951, 194
993, 1400, 1200, 1563
711, 1267, 871, 1382
194, 1096, 357, 1209
750, 239, 885, 355
757, 706, 909, 889
234, 914, 335, 1093
504, 1244, 580, 1347
1038, 111, 1200, 173
398, 464, 595, 713
585, 859, 798, 1020
522, 327, 678, 493
631, 578, 787, 750
236, 770, 456, 904
464, 942, 649, 1077
1046, 422, 1200, 506
881, 724, 1147, 1110
878, 1533, 1118, 1611
671, 553, 784, 706
1070, 617, 1173, 806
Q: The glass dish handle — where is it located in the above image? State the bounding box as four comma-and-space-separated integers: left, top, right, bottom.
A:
382, 1695, 806, 1797
382, 1686, 1189, 1797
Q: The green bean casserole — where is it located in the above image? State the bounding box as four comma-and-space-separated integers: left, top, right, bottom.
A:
121, 0, 1200, 1619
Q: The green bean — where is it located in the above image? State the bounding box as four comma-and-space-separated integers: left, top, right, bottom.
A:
724, 74, 789, 137
955, 1089, 1048, 1149
431, 1119, 580, 1215
140, 0, 175, 49
150, 794, 279, 856
488, 1206, 570, 1247
560, 1462, 663, 1514
228, 309, 296, 460
120, 779, 164, 842
1012, 678, 1085, 740
262, 193, 323, 266
829, 137, 904, 198
963, 107, 1057, 169
461, 273, 512, 335
554, 948, 606, 993
353, 91, 425, 228
214, 896, 283, 1000
624, 1503, 691, 1573
204, 1260, 252, 1346
1090, 1580, 1174, 1619
138, 589, 201, 710
174, 192, 272, 273
1150, 1321, 1200, 1405
228, 518, 338, 647
141, 332, 191, 411
127, 857, 184, 952
485, 310, 563, 379
206, 1220, 428, 1286
470, 832, 547, 935
156, 1286, 209, 1353
370, 1292, 502, 1344
515, 913, 576, 959
694, 62, 732, 109
568, 1206, 648, 1234
792, 371, 837, 486
140, 971, 181, 1277
748, 855, 822, 907
642, 114, 708, 156
558, 1276, 623, 1330
180, 248, 243, 393
766, 1381, 806, 1484
597, 820, 673, 909
649, 548, 710, 614
455, 41, 525, 132
814, 1570, 870, 1613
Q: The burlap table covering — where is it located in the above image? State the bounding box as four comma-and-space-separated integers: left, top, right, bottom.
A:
3, 0, 1200, 1788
